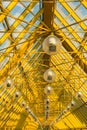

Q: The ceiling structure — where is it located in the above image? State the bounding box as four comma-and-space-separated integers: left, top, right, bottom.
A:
0, 0, 87, 130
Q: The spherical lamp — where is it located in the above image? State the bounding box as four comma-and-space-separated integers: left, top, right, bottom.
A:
43, 69, 56, 83
45, 98, 50, 104
42, 34, 61, 55
21, 101, 26, 107
15, 91, 20, 98
63, 110, 67, 114
6, 77, 12, 88
76, 91, 82, 99
44, 85, 52, 95
25, 106, 29, 111
71, 101, 75, 107
67, 105, 71, 110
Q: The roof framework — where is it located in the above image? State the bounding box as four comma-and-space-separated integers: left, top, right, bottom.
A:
0, 0, 87, 129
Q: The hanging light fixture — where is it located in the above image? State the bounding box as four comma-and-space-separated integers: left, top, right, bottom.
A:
44, 85, 52, 95
45, 109, 49, 120
15, 91, 20, 98
21, 101, 26, 107
42, 34, 60, 121
25, 106, 29, 111
6, 77, 12, 88
76, 91, 82, 99
67, 105, 71, 110
45, 98, 50, 120
43, 69, 56, 83
63, 109, 67, 114
42, 34, 61, 55
45, 98, 50, 104
70, 101, 75, 107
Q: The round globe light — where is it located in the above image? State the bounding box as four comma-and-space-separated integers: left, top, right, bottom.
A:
45, 98, 50, 104
21, 101, 26, 107
43, 69, 56, 83
6, 78, 12, 88
15, 91, 20, 98
71, 101, 75, 107
63, 110, 67, 114
76, 91, 82, 99
44, 85, 52, 95
25, 106, 29, 111
42, 35, 61, 55
67, 105, 71, 110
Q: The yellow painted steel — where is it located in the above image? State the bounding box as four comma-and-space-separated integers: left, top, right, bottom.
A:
53, 112, 86, 129
59, 0, 87, 30
0, 0, 87, 130
0, 1, 18, 22
0, 2, 38, 45
54, 10, 87, 50
81, 1, 87, 8
0, 25, 44, 85
54, 23, 87, 67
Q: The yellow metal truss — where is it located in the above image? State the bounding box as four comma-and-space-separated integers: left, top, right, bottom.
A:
0, 0, 87, 130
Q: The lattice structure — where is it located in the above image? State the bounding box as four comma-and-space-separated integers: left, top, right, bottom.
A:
0, 0, 87, 130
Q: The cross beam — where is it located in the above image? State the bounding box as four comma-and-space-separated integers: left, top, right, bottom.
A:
42, 0, 55, 66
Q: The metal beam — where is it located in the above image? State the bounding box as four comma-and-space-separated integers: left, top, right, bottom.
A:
42, 0, 55, 66
55, 27, 87, 74
62, 38, 87, 74
43, 0, 55, 29
15, 112, 28, 130
41, 0, 56, 124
